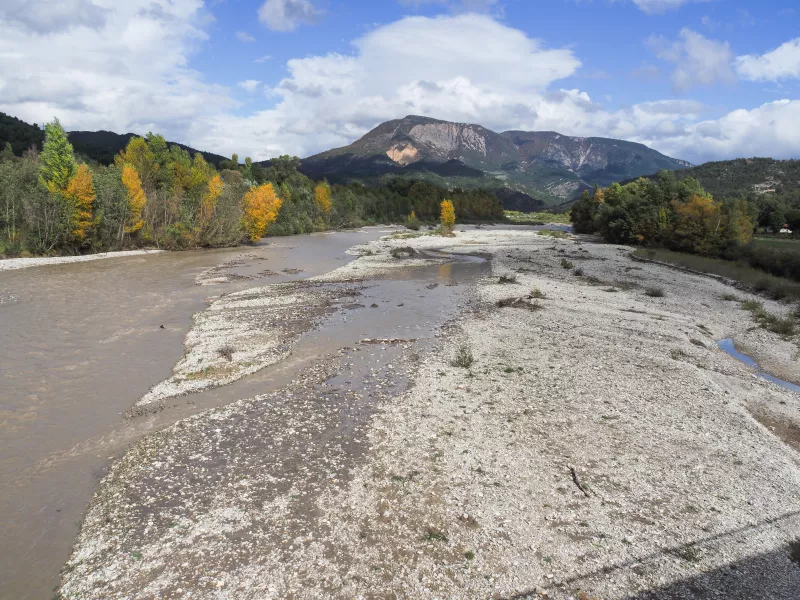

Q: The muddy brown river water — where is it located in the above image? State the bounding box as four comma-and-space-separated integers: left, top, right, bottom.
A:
0, 229, 488, 600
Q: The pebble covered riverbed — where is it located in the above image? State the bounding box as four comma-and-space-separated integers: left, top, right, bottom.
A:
59, 228, 800, 599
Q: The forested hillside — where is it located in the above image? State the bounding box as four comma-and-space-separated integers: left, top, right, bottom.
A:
0, 111, 227, 167
670, 159, 800, 232
0, 120, 502, 257
0, 112, 45, 155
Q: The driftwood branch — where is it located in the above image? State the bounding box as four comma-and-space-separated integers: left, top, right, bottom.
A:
569, 465, 592, 498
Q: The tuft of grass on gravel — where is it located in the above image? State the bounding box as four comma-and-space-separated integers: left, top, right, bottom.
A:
573, 267, 585, 277
530, 288, 546, 299
217, 346, 235, 361
498, 273, 518, 284
451, 345, 474, 368
464, 550, 475, 560
423, 528, 448, 543
497, 297, 544, 311
645, 287, 665, 298
390, 246, 418, 259
560, 259, 574, 269
720, 292, 739, 301
741, 300, 797, 336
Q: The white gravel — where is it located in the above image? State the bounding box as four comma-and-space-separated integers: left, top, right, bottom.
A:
60, 228, 800, 599
0, 250, 163, 271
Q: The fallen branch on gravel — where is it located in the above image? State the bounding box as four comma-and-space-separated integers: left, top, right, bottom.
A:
569, 465, 592, 498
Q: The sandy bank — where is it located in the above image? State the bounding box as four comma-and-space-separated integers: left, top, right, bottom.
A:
0, 249, 164, 272
60, 228, 800, 599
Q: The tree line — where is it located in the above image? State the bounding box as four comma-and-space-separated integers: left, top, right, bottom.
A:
571, 171, 800, 282
0, 120, 503, 257
662, 158, 800, 233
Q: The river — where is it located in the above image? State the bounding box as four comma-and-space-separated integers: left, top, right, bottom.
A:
0, 230, 402, 600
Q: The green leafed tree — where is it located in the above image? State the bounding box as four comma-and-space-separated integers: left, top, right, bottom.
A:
38, 118, 76, 194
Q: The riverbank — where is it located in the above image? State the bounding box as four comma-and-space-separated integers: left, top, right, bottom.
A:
0, 229, 399, 600
59, 228, 800, 599
0, 249, 166, 272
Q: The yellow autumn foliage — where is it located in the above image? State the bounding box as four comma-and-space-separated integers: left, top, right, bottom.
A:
121, 164, 147, 234
242, 183, 283, 242
65, 164, 95, 240
314, 182, 331, 214
440, 199, 455, 234
198, 174, 223, 228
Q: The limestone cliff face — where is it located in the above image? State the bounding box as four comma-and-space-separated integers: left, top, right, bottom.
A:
386, 143, 421, 166
303, 115, 690, 204
406, 122, 488, 158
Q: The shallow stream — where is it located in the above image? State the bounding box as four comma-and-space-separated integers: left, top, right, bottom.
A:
717, 338, 800, 393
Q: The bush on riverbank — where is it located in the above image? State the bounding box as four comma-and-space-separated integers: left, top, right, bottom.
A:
572, 171, 800, 297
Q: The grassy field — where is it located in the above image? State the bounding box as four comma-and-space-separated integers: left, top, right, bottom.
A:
753, 236, 800, 254
505, 210, 571, 225
632, 247, 800, 302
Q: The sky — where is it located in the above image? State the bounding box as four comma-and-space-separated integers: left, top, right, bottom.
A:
1, 1, 799, 164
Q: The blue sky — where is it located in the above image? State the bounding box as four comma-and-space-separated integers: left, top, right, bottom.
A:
1, 0, 799, 163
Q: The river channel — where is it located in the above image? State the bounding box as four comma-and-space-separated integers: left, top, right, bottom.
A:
0, 228, 491, 600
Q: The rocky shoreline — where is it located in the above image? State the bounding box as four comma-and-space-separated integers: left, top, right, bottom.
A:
59, 228, 800, 599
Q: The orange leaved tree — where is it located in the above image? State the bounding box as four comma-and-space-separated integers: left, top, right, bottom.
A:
64, 164, 95, 242
440, 199, 455, 235
242, 183, 283, 242
121, 164, 147, 237
314, 182, 332, 214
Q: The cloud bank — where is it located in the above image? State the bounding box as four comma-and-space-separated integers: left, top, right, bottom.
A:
1, 3, 799, 165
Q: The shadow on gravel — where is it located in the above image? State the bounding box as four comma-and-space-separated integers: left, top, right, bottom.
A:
622, 548, 800, 599
502, 510, 800, 600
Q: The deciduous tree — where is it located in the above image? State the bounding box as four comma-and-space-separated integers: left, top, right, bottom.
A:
315, 182, 332, 214
242, 183, 283, 242
121, 164, 146, 236
39, 118, 76, 194
64, 164, 95, 241
198, 174, 223, 229
440, 199, 455, 234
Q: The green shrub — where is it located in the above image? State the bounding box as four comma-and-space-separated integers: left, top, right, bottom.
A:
560, 259, 574, 269
451, 345, 474, 368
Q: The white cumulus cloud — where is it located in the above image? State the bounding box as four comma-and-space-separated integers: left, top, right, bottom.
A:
735, 38, 800, 81
238, 80, 261, 93
648, 28, 735, 92
258, 0, 322, 32
0, 0, 233, 138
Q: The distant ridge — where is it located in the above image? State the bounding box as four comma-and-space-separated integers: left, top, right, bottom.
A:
0, 112, 227, 167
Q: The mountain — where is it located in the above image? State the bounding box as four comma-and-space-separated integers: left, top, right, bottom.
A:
67, 131, 228, 167
0, 112, 228, 167
301, 115, 691, 206
0, 112, 45, 155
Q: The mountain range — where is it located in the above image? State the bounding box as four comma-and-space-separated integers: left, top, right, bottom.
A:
301, 115, 691, 206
